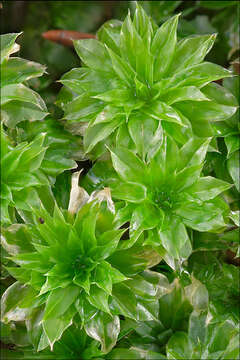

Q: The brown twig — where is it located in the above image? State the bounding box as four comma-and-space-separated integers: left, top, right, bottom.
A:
42, 30, 96, 47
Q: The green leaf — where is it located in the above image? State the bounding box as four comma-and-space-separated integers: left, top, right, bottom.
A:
60, 67, 114, 95
165, 62, 232, 90
74, 38, 113, 73
201, 82, 238, 107
227, 151, 240, 191
176, 201, 226, 232
73, 273, 91, 295
175, 99, 237, 127
160, 86, 210, 105
1, 224, 34, 255
75, 295, 98, 324
186, 176, 232, 201
229, 210, 240, 226
159, 216, 191, 259
0, 33, 21, 63
87, 285, 110, 314
175, 164, 203, 191
1, 100, 48, 128
111, 182, 147, 203
97, 19, 122, 55
108, 246, 148, 277
110, 348, 166, 359
43, 286, 80, 320
94, 261, 114, 295
85, 311, 120, 353
111, 283, 137, 319
84, 115, 124, 153
91, 229, 125, 260
133, 3, 153, 42
93, 89, 134, 107
63, 93, 102, 122
166, 332, 191, 359
168, 34, 216, 74
1, 282, 36, 323
143, 101, 184, 126
1, 83, 46, 107
152, 14, 179, 79
188, 310, 208, 346
128, 113, 163, 161
120, 14, 151, 82
42, 306, 76, 350
130, 203, 162, 234
148, 134, 178, 187
106, 46, 135, 87
74, 202, 98, 253
225, 136, 240, 157
109, 146, 146, 184
178, 137, 211, 170
1, 57, 46, 86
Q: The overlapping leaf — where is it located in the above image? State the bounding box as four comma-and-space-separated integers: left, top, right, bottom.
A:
0, 33, 48, 128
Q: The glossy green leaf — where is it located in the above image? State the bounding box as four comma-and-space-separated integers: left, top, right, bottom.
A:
152, 14, 179, 79
85, 312, 120, 353
87, 285, 110, 314
43, 286, 79, 320
97, 19, 122, 55
109, 147, 146, 183
42, 307, 76, 350
111, 182, 147, 203
160, 86, 209, 105
186, 176, 232, 201
225, 135, 240, 157
84, 115, 123, 153
168, 34, 216, 74
176, 201, 226, 232
227, 151, 240, 191
74, 38, 113, 73
0, 33, 21, 63
1, 282, 36, 323
1, 57, 46, 86
159, 217, 191, 259
128, 113, 163, 161
178, 137, 211, 170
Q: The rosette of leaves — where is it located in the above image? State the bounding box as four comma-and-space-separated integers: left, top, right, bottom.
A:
1, 199, 169, 352
1, 126, 49, 224
109, 278, 193, 359
81, 135, 232, 262
109, 278, 239, 360
166, 316, 239, 359
189, 252, 240, 323
1, 323, 103, 360
1, 33, 48, 128
59, 3, 237, 159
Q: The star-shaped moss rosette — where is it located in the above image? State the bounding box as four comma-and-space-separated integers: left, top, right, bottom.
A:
190, 252, 240, 322
94, 135, 232, 260
108, 278, 239, 360
1, 197, 169, 352
1, 33, 48, 128
1, 126, 49, 224
1, 322, 103, 359
59, 4, 237, 159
